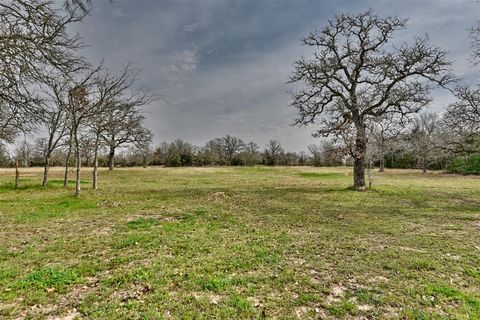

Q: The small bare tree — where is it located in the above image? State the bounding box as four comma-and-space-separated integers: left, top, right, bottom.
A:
64, 64, 105, 196
289, 10, 453, 190
93, 66, 152, 172
101, 105, 147, 171
87, 66, 152, 189
39, 73, 76, 186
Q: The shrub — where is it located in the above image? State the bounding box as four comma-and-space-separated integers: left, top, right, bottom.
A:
446, 154, 480, 175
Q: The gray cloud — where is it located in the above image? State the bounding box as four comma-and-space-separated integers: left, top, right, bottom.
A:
72, 0, 479, 151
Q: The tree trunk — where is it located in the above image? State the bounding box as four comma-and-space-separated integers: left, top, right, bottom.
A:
74, 127, 81, 197
422, 158, 427, 174
42, 155, 51, 186
367, 158, 373, 189
15, 158, 19, 189
378, 157, 385, 172
353, 125, 367, 190
92, 133, 100, 190
64, 131, 73, 187
108, 145, 115, 171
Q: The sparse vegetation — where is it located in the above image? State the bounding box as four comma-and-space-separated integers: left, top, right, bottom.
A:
0, 166, 479, 319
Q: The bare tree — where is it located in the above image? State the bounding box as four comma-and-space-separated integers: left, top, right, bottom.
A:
65, 65, 104, 196
408, 113, 439, 173
63, 125, 75, 187
0, 100, 34, 143
446, 86, 480, 135
133, 128, 154, 168
0, 0, 85, 142
200, 138, 223, 165
38, 73, 75, 186
308, 144, 323, 167
471, 20, 480, 65
440, 86, 480, 164
95, 66, 152, 172
242, 141, 260, 166
289, 10, 453, 190
369, 114, 409, 172
15, 139, 33, 167
64, 0, 92, 12
101, 107, 147, 171
79, 133, 96, 166
221, 135, 245, 165
0, 141, 10, 166
264, 140, 284, 166
69, 85, 90, 196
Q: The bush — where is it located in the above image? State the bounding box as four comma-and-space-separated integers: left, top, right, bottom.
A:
446, 154, 480, 175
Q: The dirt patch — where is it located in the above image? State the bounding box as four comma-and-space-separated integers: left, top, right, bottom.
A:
368, 276, 389, 283
16, 276, 102, 319
111, 282, 151, 304
247, 296, 262, 307
47, 309, 81, 320
358, 304, 373, 311
326, 283, 346, 304
288, 257, 306, 266
210, 192, 227, 200
294, 306, 309, 319
191, 291, 223, 305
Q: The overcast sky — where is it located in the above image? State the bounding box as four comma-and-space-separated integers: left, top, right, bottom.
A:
73, 0, 479, 151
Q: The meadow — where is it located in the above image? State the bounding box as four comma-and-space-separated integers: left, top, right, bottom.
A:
0, 166, 479, 319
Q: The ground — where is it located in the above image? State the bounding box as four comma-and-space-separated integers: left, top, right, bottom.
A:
0, 166, 479, 319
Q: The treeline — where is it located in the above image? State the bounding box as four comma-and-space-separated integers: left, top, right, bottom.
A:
366, 109, 480, 175
6, 106, 479, 176
0, 136, 344, 168
150, 138, 342, 167
135, 106, 479, 174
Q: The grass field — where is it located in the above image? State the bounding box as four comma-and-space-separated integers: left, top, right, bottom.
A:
0, 166, 479, 319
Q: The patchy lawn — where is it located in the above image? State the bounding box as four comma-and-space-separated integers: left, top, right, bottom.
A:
0, 166, 479, 319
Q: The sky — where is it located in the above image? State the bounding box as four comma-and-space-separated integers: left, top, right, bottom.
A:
72, 0, 480, 152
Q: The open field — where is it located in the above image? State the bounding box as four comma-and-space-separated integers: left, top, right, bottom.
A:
0, 166, 479, 319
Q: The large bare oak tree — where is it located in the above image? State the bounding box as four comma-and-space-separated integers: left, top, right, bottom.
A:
289, 10, 453, 190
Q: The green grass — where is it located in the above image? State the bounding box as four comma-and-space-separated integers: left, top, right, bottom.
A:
0, 166, 479, 319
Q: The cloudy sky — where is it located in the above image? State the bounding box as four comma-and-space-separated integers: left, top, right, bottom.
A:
73, 0, 479, 151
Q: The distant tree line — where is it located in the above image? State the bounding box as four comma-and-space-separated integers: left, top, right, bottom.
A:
150, 137, 342, 167
5, 106, 479, 176
0, 136, 343, 169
